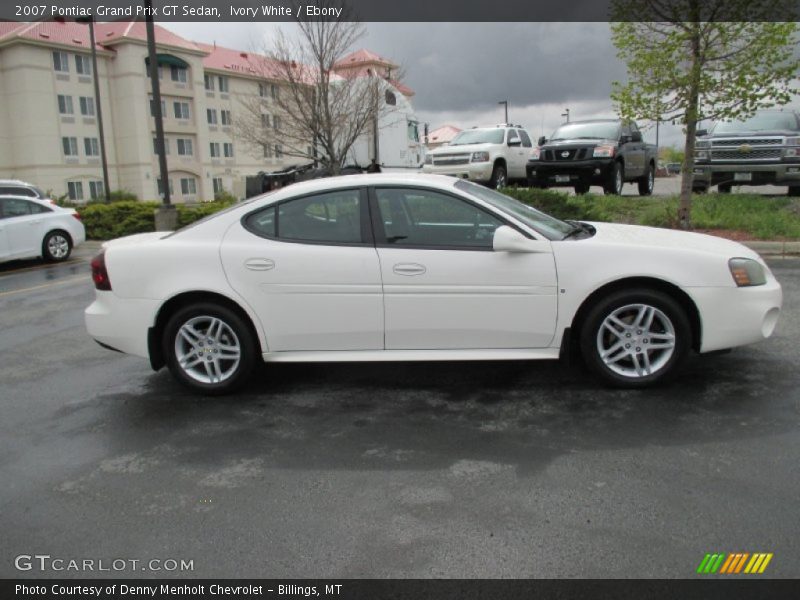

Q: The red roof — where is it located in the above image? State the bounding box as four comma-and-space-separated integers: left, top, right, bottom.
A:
0, 20, 106, 52
95, 21, 202, 53
334, 48, 396, 69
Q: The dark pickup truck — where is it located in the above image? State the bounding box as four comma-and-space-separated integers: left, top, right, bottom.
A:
527, 119, 658, 195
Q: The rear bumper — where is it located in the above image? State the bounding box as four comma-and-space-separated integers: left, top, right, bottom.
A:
692, 162, 800, 187
528, 159, 616, 186
85, 291, 159, 359
687, 277, 783, 353
422, 162, 494, 182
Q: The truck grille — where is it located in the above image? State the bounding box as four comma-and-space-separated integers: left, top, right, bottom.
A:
710, 148, 782, 161
712, 138, 781, 147
433, 154, 470, 166
544, 148, 589, 161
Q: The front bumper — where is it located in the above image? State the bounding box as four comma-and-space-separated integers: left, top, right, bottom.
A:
692, 162, 800, 187
422, 162, 494, 182
528, 159, 615, 187
85, 291, 160, 359
687, 275, 782, 353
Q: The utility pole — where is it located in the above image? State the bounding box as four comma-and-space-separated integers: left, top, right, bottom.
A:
78, 17, 111, 203
145, 0, 177, 229
561, 108, 570, 123
498, 100, 508, 124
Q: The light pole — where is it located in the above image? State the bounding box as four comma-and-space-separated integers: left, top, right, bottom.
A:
498, 100, 508, 124
77, 17, 111, 203
561, 108, 570, 123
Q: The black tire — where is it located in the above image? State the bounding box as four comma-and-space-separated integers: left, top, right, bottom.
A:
718, 183, 732, 194
42, 230, 72, 262
604, 161, 624, 195
692, 185, 708, 194
574, 183, 590, 195
579, 288, 691, 388
163, 302, 257, 395
489, 163, 507, 189
638, 163, 655, 196
788, 186, 800, 197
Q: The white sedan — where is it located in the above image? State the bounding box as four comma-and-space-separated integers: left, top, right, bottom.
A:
85, 174, 782, 393
0, 195, 85, 263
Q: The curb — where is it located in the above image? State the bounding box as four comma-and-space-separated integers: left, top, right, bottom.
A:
743, 241, 800, 257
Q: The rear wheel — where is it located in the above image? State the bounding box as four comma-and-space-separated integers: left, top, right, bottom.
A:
42, 230, 72, 262
489, 163, 507, 189
638, 163, 655, 196
579, 288, 691, 388
164, 303, 257, 394
788, 186, 800, 197
718, 183, 732, 194
692, 185, 708, 194
604, 162, 624, 195
574, 183, 590, 195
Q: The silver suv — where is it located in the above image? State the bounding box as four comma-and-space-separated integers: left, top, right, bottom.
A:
0, 179, 49, 200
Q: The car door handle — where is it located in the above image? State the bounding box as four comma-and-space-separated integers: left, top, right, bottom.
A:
244, 258, 275, 271
393, 263, 426, 276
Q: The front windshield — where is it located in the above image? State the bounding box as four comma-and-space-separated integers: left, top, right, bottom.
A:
449, 129, 505, 146
550, 121, 620, 141
454, 180, 573, 241
713, 112, 799, 133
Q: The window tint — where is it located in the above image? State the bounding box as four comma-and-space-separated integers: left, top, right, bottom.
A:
1, 198, 33, 218
246, 191, 363, 244
0, 186, 36, 197
375, 188, 502, 249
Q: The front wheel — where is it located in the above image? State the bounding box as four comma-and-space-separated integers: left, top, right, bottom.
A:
164, 303, 257, 394
579, 289, 691, 388
788, 186, 800, 197
718, 183, 732, 194
604, 162, 624, 195
638, 163, 655, 196
42, 230, 72, 262
574, 183, 590, 195
489, 164, 507, 189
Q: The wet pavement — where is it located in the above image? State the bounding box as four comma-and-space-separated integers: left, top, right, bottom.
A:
1, 253, 799, 579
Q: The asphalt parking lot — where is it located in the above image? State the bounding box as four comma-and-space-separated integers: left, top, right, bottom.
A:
1, 249, 799, 579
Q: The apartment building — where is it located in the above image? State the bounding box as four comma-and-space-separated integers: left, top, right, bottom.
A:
0, 21, 409, 202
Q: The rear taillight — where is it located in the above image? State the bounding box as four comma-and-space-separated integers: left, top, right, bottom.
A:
90, 251, 111, 291
72, 212, 81, 221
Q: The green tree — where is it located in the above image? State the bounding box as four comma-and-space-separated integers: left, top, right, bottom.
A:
610, 0, 798, 228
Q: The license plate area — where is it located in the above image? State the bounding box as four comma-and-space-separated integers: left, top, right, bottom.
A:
554, 175, 571, 183
734, 172, 752, 182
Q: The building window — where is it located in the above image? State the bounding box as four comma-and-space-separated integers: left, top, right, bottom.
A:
177, 138, 193, 156
79, 96, 95, 116
146, 63, 162, 79
149, 99, 166, 117
273, 116, 281, 131
75, 55, 92, 76
57, 95, 74, 115
258, 83, 266, 97
170, 65, 187, 83
181, 177, 197, 195
213, 178, 224, 195
207, 109, 218, 125
204, 74, 214, 91
223, 143, 234, 158
385, 90, 397, 106
274, 144, 282, 158
174, 102, 190, 120
262, 144, 272, 158
209, 142, 220, 158
157, 178, 174, 197
261, 114, 270, 128
67, 181, 83, 200
89, 180, 104, 200
84, 137, 100, 157
62, 137, 78, 157
53, 51, 69, 73
153, 138, 170, 155
218, 76, 229, 93
221, 110, 232, 126
271, 84, 279, 99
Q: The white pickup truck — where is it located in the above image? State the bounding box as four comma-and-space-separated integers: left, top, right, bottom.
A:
422, 125, 535, 188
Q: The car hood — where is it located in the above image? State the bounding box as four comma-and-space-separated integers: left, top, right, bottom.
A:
584, 221, 759, 259
545, 138, 615, 147
102, 231, 171, 250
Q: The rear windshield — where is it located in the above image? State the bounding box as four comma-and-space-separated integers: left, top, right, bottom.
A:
449, 129, 506, 146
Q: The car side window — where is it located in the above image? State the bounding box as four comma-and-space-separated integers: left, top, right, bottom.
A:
375, 188, 502, 249
0, 198, 33, 219
29, 203, 52, 214
0, 186, 35, 197
245, 189, 363, 244
518, 130, 533, 147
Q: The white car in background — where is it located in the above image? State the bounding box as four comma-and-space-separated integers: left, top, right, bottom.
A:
85, 174, 781, 394
0, 195, 85, 263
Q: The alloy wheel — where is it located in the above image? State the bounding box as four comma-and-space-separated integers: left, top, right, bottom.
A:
174, 316, 242, 384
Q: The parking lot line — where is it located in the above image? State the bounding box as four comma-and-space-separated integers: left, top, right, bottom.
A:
0, 275, 90, 298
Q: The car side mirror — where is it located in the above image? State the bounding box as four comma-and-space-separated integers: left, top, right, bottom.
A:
631, 131, 642, 142
508, 137, 522, 147
696, 129, 708, 137
620, 135, 631, 144
538, 136, 546, 146
493, 226, 549, 253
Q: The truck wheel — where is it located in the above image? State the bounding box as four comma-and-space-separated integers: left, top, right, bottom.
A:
788, 186, 800, 197
490, 164, 507, 189
604, 162, 624, 195
637, 164, 655, 196
718, 183, 732, 194
574, 183, 590, 195
692, 185, 707, 194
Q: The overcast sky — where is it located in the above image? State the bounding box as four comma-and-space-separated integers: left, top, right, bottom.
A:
166, 21, 799, 150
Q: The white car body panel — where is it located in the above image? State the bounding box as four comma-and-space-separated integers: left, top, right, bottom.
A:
84, 173, 782, 372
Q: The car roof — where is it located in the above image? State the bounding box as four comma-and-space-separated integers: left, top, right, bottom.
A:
0, 179, 36, 187
264, 173, 462, 199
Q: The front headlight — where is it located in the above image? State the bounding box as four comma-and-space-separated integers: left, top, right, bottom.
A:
729, 258, 767, 287
784, 137, 800, 146
424, 154, 433, 165
529, 147, 541, 161
695, 150, 709, 161
695, 139, 711, 149
593, 144, 616, 158
471, 151, 490, 162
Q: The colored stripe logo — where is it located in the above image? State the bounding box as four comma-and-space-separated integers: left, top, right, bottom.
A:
697, 553, 773, 574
